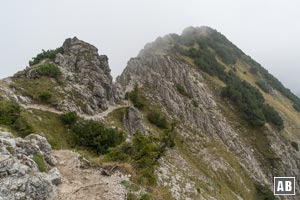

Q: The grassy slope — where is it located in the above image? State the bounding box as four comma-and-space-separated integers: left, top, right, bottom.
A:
21, 109, 73, 149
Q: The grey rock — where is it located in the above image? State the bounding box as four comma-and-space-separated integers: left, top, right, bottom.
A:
54, 37, 114, 114
48, 168, 61, 185
122, 106, 146, 135
0, 131, 59, 200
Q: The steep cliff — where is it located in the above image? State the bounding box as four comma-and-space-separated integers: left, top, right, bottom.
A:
116, 26, 300, 199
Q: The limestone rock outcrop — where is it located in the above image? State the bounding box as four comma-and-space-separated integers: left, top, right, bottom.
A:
54, 37, 114, 114
0, 131, 60, 200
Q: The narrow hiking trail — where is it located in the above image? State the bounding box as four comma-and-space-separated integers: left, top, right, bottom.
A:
50, 150, 128, 200
21, 102, 129, 121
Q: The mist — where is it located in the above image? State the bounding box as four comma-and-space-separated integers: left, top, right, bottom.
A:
1, 0, 299, 94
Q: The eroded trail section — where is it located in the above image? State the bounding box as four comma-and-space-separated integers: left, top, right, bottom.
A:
51, 150, 127, 200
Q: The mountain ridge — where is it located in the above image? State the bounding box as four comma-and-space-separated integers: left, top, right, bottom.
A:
0, 26, 300, 200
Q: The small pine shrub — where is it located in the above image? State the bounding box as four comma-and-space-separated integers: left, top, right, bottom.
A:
60, 112, 78, 126
255, 184, 275, 200
293, 103, 300, 112
29, 48, 63, 66
147, 111, 168, 129
106, 130, 176, 186
72, 120, 125, 154
127, 84, 145, 109
0, 99, 32, 137
256, 81, 269, 93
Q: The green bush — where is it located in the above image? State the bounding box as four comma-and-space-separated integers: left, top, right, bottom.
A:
127, 193, 138, 200
293, 103, 300, 112
127, 84, 145, 109
107, 129, 176, 186
29, 48, 63, 66
177, 30, 285, 128
140, 193, 153, 200
291, 141, 299, 151
262, 105, 284, 130
221, 78, 266, 127
247, 58, 300, 112
60, 112, 78, 126
72, 120, 125, 154
147, 111, 168, 129
37, 63, 61, 78
255, 184, 275, 200
192, 99, 199, 107
256, 81, 269, 93
38, 91, 52, 103
0, 99, 32, 136
32, 153, 46, 172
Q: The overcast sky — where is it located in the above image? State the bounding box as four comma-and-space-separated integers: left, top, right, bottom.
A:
1, 0, 299, 94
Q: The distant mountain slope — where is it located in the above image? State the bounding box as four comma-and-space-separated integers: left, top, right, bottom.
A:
116, 26, 300, 199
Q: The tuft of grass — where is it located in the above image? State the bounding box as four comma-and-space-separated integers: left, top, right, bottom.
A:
32, 153, 46, 172
176, 84, 192, 98
121, 180, 140, 192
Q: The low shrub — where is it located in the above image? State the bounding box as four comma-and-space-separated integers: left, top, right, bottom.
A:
256, 81, 269, 93
255, 184, 275, 200
60, 112, 78, 126
127, 84, 145, 109
106, 129, 176, 186
38, 91, 52, 103
0, 99, 32, 136
29, 48, 63, 66
72, 120, 125, 154
37, 63, 61, 78
147, 111, 168, 129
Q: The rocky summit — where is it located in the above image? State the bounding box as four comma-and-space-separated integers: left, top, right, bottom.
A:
1, 26, 300, 200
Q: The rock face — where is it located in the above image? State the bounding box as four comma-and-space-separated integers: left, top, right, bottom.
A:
117, 27, 300, 199
0, 131, 60, 200
6, 37, 115, 115
122, 106, 146, 135
54, 37, 114, 114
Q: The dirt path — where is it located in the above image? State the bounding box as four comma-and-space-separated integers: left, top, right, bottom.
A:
50, 150, 128, 200
22, 102, 128, 121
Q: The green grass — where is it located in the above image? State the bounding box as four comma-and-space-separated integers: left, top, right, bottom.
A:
32, 153, 47, 172
121, 180, 140, 192
106, 107, 128, 128
175, 134, 257, 200
22, 109, 73, 149
12, 76, 64, 105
